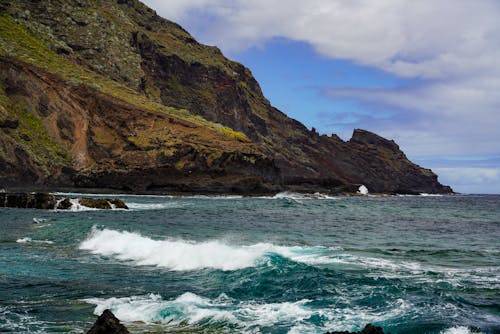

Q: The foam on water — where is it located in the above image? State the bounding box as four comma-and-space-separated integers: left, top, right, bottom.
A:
78, 228, 499, 290
358, 185, 369, 195
126, 201, 186, 210
440, 326, 483, 334
269, 192, 339, 201
0, 306, 46, 333
84, 292, 313, 329
32, 217, 48, 224
84, 292, 413, 332
16, 237, 53, 245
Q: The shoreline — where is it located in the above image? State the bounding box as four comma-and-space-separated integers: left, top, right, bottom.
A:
0, 186, 456, 198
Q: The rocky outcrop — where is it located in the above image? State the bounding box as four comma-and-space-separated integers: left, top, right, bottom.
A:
86, 309, 129, 334
325, 324, 385, 334
0, 192, 56, 209
0, 193, 127, 210
0, 0, 452, 194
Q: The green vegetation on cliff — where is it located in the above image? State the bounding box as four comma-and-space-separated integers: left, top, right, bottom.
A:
0, 14, 248, 142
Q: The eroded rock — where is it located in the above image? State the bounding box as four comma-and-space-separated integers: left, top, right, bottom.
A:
86, 309, 129, 334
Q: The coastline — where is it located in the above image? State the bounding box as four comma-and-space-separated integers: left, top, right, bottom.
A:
0, 185, 455, 198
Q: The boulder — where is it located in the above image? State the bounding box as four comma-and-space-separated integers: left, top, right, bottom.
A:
0, 192, 56, 209
109, 199, 128, 209
326, 324, 385, 334
79, 198, 128, 209
86, 309, 129, 334
79, 198, 112, 209
56, 198, 72, 210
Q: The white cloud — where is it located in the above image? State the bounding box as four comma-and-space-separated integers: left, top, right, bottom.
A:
323, 75, 500, 156
144, 0, 500, 78
434, 167, 500, 194
143, 0, 500, 161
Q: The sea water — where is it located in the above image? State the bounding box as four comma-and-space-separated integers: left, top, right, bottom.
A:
0, 194, 499, 333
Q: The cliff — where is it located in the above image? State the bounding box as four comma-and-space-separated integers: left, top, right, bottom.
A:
0, 0, 452, 194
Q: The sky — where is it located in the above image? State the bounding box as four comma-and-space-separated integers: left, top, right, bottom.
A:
142, 0, 500, 194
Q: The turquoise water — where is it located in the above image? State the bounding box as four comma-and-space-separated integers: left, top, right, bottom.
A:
0, 194, 499, 333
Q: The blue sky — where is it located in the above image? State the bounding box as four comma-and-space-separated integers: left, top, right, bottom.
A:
143, 0, 500, 194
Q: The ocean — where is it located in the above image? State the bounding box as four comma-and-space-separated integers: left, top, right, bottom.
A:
0, 193, 499, 333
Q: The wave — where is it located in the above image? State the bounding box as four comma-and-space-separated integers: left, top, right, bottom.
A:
16, 237, 53, 245
0, 306, 46, 333
79, 228, 340, 271
78, 228, 500, 290
83, 292, 409, 332
420, 193, 444, 197
84, 293, 313, 329
440, 326, 483, 334
125, 202, 186, 211
262, 192, 339, 202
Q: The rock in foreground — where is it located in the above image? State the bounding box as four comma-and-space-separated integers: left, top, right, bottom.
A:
326, 324, 385, 334
86, 309, 129, 334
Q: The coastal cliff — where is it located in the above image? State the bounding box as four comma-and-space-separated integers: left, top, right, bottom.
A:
0, 0, 452, 194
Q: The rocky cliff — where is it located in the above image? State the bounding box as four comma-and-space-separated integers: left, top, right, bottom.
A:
0, 0, 452, 194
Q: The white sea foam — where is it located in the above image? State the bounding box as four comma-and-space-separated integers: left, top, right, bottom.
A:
126, 202, 186, 210
84, 293, 413, 332
79, 228, 337, 271
0, 306, 46, 333
16, 237, 53, 245
269, 192, 338, 201
78, 228, 499, 291
440, 326, 483, 334
358, 185, 369, 195
84, 293, 313, 329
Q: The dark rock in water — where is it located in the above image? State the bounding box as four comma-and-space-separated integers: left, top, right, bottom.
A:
325, 324, 385, 334
0, 192, 127, 210
79, 198, 112, 209
109, 199, 128, 209
0, 192, 56, 209
86, 309, 129, 334
79, 198, 128, 209
56, 198, 72, 210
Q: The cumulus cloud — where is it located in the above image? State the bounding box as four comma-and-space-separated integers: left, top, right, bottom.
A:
434, 168, 500, 194
143, 0, 500, 161
144, 0, 500, 78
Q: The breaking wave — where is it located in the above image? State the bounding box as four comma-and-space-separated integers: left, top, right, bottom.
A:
78, 228, 334, 271
125, 202, 186, 210
440, 326, 483, 334
78, 228, 499, 290
84, 292, 410, 332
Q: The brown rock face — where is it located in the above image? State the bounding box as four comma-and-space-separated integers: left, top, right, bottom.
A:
0, 0, 452, 194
